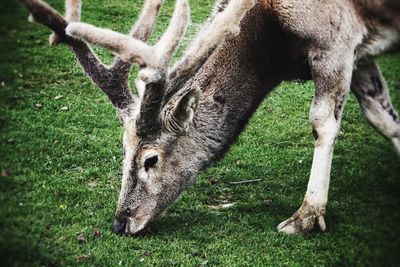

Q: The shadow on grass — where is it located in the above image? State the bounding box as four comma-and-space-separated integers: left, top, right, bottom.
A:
0, 176, 62, 267
140, 200, 342, 241
138, 143, 399, 241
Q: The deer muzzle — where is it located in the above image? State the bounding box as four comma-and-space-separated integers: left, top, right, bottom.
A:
111, 212, 152, 235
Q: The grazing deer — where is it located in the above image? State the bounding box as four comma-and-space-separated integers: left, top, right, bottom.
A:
20, 0, 399, 235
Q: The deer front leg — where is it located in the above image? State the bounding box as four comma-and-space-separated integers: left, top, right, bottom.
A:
278, 49, 355, 234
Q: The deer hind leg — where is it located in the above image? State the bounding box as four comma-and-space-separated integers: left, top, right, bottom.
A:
277, 48, 355, 234
351, 59, 400, 155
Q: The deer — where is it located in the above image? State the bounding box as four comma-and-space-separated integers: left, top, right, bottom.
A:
19, 0, 400, 235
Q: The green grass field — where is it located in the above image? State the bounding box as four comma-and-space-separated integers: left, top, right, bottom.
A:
1, 0, 399, 266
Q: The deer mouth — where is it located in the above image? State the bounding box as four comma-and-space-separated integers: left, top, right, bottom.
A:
126, 214, 153, 235
112, 213, 153, 236
124, 214, 152, 235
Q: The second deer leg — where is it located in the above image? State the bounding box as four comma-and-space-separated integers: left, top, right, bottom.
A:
278, 49, 354, 234
351, 59, 400, 155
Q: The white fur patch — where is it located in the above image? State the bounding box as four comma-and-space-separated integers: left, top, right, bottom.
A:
306, 115, 338, 207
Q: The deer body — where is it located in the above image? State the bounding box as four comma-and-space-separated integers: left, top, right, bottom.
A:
20, 0, 399, 235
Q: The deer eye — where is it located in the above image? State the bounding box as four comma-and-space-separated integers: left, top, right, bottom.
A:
144, 155, 158, 171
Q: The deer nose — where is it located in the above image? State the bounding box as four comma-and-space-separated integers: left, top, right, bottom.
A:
111, 218, 126, 234
111, 208, 132, 234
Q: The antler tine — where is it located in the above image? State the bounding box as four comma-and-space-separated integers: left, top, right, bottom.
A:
66, 23, 155, 66
135, 0, 189, 136
49, 0, 81, 45
64, 0, 190, 135
111, 0, 163, 72
154, 0, 189, 67
66, 0, 189, 69
22, 0, 69, 38
129, 0, 163, 41
64, 0, 81, 22
20, 0, 136, 110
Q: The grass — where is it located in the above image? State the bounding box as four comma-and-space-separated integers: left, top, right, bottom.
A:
0, 0, 399, 266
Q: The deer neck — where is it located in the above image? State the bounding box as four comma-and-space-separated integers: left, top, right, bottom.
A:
188, 13, 310, 169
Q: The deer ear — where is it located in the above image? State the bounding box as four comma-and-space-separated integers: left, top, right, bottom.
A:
163, 86, 200, 133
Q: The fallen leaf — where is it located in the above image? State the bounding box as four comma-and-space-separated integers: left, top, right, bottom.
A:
191, 252, 202, 257
70, 166, 85, 173
74, 253, 91, 262
56, 236, 67, 242
88, 180, 97, 187
207, 203, 236, 209
210, 177, 218, 185
1, 169, 9, 177
77, 232, 87, 244
143, 251, 151, 257
93, 228, 102, 239
264, 199, 272, 205
6, 139, 15, 144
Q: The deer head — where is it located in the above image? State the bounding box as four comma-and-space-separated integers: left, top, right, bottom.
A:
21, 0, 255, 234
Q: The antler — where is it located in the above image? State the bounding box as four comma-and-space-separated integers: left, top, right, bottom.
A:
20, 0, 162, 110
66, 0, 190, 135
66, 0, 188, 68
21, 0, 255, 135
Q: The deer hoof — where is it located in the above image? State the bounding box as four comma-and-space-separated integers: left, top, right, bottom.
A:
277, 204, 326, 234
